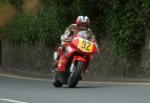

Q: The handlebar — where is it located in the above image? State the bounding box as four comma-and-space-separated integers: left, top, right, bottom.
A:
64, 39, 72, 42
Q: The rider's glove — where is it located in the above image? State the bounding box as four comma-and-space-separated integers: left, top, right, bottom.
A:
97, 48, 101, 54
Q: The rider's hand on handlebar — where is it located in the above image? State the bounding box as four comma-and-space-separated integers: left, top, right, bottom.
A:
64, 37, 72, 42
97, 48, 101, 54
64, 39, 72, 42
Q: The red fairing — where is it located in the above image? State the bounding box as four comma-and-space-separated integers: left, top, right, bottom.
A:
65, 46, 76, 58
57, 31, 98, 73
72, 37, 79, 47
72, 56, 86, 63
92, 43, 97, 53
57, 54, 68, 72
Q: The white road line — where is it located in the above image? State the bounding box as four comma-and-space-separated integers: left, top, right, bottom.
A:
0, 73, 49, 81
0, 98, 28, 103
81, 81, 150, 85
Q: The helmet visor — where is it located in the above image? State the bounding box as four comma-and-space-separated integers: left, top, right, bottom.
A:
78, 24, 88, 30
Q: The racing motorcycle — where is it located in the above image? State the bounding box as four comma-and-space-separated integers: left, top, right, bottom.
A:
52, 31, 98, 88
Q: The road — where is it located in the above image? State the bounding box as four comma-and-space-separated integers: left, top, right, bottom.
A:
0, 74, 150, 103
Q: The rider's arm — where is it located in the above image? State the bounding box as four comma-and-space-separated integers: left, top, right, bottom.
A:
61, 28, 70, 42
89, 30, 101, 54
61, 24, 77, 42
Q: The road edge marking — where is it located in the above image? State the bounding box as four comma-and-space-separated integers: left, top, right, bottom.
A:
0, 98, 28, 103
0, 73, 50, 81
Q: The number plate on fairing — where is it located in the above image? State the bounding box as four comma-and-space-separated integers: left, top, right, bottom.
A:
78, 38, 94, 53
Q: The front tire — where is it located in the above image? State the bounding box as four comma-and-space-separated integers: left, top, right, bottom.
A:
68, 61, 84, 88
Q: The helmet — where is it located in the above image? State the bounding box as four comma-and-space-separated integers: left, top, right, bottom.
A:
75, 16, 90, 30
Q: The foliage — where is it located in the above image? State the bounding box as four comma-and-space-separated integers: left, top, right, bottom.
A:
8, 0, 22, 8
104, 0, 150, 58
2, 0, 150, 58
0, 0, 8, 6
5, 6, 61, 46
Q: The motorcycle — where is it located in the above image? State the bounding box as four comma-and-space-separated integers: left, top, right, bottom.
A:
52, 31, 98, 88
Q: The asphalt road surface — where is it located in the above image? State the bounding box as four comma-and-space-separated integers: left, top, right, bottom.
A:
0, 74, 150, 103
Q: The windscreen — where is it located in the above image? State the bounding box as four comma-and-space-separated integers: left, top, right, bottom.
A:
77, 31, 91, 40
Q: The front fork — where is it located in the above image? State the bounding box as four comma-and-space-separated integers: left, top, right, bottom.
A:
70, 63, 75, 73
69, 56, 87, 75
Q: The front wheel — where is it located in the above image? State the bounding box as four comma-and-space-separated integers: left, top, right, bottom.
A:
68, 61, 85, 88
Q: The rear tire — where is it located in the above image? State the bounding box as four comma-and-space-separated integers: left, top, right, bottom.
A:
53, 71, 63, 88
68, 61, 84, 88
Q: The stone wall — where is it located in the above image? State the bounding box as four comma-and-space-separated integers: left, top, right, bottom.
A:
1, 32, 150, 79
84, 40, 142, 80
1, 41, 53, 77
141, 30, 150, 77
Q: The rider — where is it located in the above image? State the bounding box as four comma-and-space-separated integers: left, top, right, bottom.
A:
53, 16, 100, 72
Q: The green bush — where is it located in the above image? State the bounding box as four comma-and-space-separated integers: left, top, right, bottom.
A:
0, 0, 9, 6
53, 0, 75, 29
4, 6, 62, 46
8, 0, 22, 8
104, 0, 150, 58
3, 0, 150, 59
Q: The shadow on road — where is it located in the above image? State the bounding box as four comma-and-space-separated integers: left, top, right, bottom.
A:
62, 84, 117, 89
